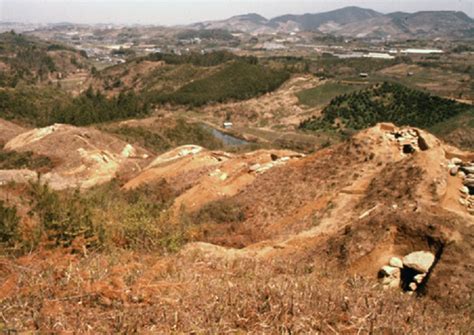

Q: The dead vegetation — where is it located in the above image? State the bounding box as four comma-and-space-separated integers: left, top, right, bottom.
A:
0, 249, 471, 333
0, 123, 473, 332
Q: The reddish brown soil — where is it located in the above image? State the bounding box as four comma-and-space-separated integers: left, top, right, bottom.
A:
1, 123, 473, 332
0, 119, 28, 144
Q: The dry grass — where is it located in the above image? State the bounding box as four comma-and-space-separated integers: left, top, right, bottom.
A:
0, 249, 470, 333
1, 124, 473, 333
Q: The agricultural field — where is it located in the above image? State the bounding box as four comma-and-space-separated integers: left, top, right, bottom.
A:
378, 63, 474, 100
296, 81, 367, 107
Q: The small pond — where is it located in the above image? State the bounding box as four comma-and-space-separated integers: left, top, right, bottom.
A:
202, 124, 250, 147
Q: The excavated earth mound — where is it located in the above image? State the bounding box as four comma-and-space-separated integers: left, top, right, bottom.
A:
124, 144, 305, 214
3, 123, 152, 189
178, 123, 474, 309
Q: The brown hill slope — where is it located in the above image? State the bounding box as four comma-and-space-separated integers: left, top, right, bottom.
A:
180, 123, 474, 306
0, 123, 473, 332
2, 123, 151, 189
0, 118, 28, 144
116, 122, 473, 307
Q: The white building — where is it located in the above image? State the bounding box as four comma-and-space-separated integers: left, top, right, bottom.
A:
401, 49, 444, 54
364, 52, 395, 60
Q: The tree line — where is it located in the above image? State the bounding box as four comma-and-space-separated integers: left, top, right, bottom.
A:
0, 86, 150, 127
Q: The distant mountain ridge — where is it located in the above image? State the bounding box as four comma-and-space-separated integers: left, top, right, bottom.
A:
268, 6, 383, 30
188, 6, 474, 39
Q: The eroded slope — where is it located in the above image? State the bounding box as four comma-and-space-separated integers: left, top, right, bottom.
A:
2, 123, 151, 189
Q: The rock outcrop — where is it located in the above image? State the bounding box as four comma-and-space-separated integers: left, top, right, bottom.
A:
448, 157, 474, 214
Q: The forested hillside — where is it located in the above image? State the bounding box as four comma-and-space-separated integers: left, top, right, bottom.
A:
0, 86, 149, 127
154, 60, 289, 106
0, 31, 88, 87
145, 50, 248, 67
300, 82, 473, 131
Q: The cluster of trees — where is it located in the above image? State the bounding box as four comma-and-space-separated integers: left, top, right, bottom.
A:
46, 43, 75, 52
146, 50, 257, 67
111, 47, 136, 59
0, 87, 69, 125
50, 87, 150, 126
0, 148, 53, 171
452, 44, 474, 53
155, 61, 289, 107
300, 82, 473, 131
0, 200, 19, 246
11, 48, 56, 80
0, 32, 57, 85
0, 86, 150, 127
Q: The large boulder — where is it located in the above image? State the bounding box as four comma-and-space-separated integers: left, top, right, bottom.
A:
402, 251, 435, 273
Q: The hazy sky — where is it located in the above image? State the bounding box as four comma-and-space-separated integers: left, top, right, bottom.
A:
1, 0, 473, 25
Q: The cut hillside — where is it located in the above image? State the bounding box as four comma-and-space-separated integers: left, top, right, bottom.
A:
181, 124, 474, 307
123, 144, 304, 216
3, 124, 151, 189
